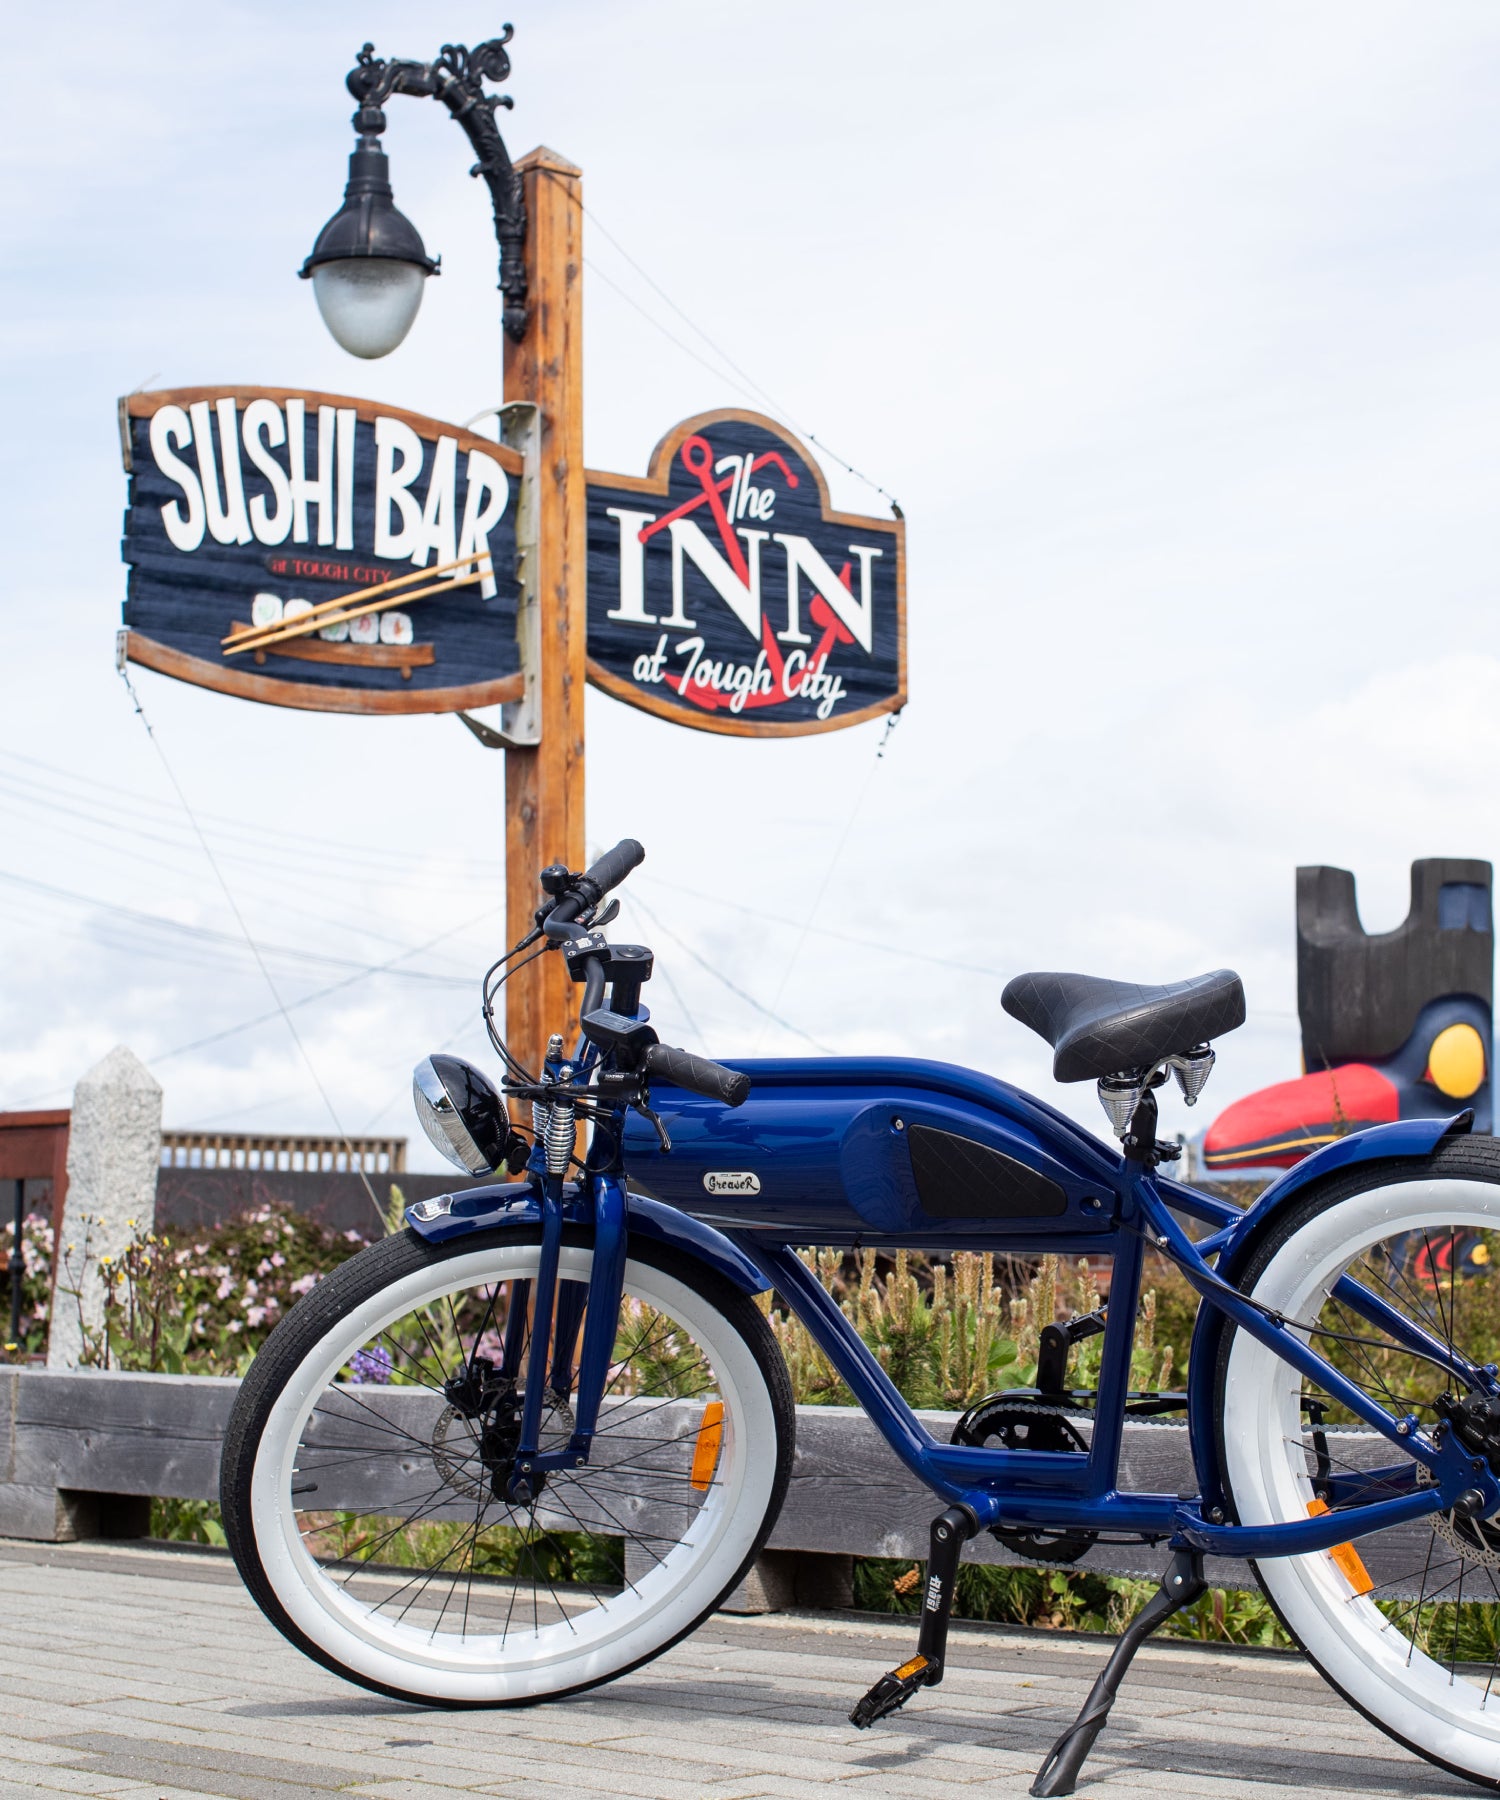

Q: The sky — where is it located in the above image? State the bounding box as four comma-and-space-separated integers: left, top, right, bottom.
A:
3, 2, 1498, 1171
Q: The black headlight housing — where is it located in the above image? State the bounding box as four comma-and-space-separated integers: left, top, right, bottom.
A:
412, 1054, 510, 1176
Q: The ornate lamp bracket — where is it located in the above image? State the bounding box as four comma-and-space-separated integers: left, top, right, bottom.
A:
345, 31, 529, 341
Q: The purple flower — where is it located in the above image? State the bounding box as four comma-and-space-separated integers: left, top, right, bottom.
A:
349, 1345, 393, 1384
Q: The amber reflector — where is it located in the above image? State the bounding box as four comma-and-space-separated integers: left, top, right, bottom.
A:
691, 1400, 725, 1491
1307, 1497, 1374, 1595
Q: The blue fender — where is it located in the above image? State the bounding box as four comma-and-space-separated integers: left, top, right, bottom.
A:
1182, 1108, 1472, 1518
404, 1180, 769, 1296
1205, 1108, 1474, 1283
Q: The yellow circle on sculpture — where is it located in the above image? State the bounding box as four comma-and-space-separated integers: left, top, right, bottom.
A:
1427, 1023, 1487, 1099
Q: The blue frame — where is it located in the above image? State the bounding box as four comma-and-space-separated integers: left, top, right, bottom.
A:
409, 1052, 1495, 1561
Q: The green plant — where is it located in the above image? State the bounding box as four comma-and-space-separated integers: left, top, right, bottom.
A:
151, 1497, 226, 1547
853, 1555, 1294, 1646
297, 1511, 622, 1587
761, 1249, 1182, 1410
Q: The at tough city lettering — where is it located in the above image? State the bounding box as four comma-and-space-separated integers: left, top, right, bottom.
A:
629, 631, 848, 720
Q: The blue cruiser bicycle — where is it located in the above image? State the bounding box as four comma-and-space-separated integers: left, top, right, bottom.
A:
224, 841, 1500, 1794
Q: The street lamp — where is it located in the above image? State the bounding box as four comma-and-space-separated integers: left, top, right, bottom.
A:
301, 33, 529, 357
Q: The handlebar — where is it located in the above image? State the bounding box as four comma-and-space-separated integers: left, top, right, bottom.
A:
643, 1043, 751, 1108
546, 839, 646, 931
582, 838, 645, 899
519, 841, 750, 1110
580, 959, 608, 1020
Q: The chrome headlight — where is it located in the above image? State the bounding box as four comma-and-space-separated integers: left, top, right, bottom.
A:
412, 1054, 509, 1177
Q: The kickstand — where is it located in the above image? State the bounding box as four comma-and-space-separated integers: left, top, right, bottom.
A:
1029, 1548, 1205, 1797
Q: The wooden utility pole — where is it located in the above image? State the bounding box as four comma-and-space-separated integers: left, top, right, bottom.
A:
503, 148, 587, 1077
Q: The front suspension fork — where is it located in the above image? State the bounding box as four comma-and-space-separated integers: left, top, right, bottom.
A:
507, 1173, 628, 1502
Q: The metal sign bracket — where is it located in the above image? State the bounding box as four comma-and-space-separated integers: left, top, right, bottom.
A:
491, 399, 542, 748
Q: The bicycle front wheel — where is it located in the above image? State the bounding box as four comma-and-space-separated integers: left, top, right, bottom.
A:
1216, 1136, 1500, 1788
221, 1226, 793, 1706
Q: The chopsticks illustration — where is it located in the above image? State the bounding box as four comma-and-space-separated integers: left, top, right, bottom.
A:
221, 552, 492, 657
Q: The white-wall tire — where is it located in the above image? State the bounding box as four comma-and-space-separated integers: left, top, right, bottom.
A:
221, 1227, 793, 1707
1218, 1139, 1500, 1788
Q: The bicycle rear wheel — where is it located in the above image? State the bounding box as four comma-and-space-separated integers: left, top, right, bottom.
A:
221, 1226, 793, 1705
1216, 1137, 1500, 1787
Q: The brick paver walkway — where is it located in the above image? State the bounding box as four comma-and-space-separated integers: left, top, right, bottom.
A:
0, 1539, 1473, 1799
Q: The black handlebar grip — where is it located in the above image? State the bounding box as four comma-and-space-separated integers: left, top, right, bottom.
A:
644, 1043, 751, 1108
582, 839, 645, 899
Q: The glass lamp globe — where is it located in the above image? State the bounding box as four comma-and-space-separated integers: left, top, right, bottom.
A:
301, 136, 438, 360
311, 259, 427, 359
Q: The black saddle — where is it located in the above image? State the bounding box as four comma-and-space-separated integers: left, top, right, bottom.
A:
1001, 969, 1245, 1083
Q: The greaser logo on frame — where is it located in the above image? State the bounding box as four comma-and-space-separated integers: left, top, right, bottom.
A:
703, 1171, 761, 1195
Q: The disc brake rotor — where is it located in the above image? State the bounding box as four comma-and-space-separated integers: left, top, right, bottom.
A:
432, 1404, 489, 1503
1416, 1463, 1500, 1568
431, 1394, 576, 1504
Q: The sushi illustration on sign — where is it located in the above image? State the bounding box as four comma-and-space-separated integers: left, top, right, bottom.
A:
118, 387, 524, 715
585, 410, 906, 737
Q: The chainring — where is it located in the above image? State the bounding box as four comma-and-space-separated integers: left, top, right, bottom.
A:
951, 1393, 1098, 1564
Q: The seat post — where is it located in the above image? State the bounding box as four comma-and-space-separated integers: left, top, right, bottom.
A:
1120, 1080, 1163, 1168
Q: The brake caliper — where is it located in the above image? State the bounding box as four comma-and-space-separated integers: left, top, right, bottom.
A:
1435, 1389, 1500, 1468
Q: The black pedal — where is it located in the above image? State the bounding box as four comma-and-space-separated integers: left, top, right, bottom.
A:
849, 1654, 932, 1728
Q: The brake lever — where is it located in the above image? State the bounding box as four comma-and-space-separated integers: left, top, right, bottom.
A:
633, 1099, 672, 1154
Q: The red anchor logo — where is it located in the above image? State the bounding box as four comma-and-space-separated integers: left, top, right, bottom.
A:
639, 434, 853, 715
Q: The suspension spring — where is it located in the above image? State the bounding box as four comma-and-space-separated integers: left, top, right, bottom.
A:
538, 1037, 575, 1177
544, 1092, 576, 1176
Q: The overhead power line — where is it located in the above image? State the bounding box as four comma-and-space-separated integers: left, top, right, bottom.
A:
625, 890, 832, 1054
0, 749, 504, 878
0, 868, 478, 986
115, 667, 386, 1227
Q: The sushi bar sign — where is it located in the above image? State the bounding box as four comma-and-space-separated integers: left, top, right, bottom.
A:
119, 387, 905, 735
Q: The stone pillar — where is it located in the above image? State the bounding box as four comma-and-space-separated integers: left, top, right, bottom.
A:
47, 1047, 161, 1370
